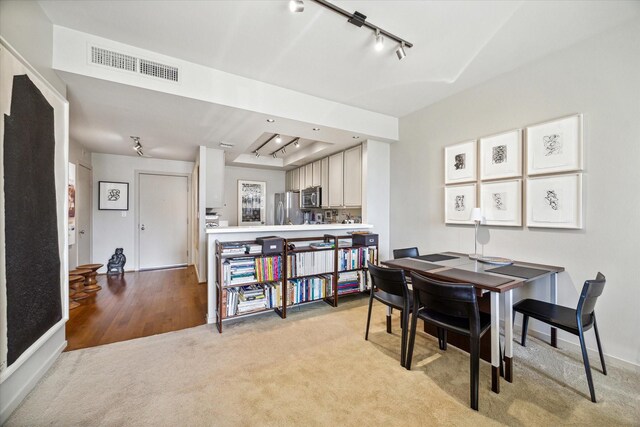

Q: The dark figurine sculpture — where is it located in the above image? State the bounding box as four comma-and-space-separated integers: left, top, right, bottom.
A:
107, 248, 126, 275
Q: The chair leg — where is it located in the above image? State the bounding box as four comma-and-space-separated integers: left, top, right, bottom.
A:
387, 307, 392, 334
400, 309, 409, 367
441, 330, 447, 351
469, 336, 480, 411
400, 311, 404, 329
593, 315, 607, 375
406, 313, 419, 370
436, 328, 443, 349
365, 291, 374, 341
521, 314, 529, 347
578, 327, 597, 403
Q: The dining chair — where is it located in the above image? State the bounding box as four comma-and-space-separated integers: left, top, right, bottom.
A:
365, 263, 412, 367
513, 272, 607, 403
406, 272, 492, 411
392, 247, 419, 259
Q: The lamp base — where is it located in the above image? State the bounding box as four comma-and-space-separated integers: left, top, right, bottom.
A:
468, 253, 481, 260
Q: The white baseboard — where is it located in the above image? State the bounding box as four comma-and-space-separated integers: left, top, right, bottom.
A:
0, 336, 66, 424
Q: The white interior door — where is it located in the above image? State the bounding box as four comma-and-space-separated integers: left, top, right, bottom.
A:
77, 165, 92, 265
139, 173, 189, 270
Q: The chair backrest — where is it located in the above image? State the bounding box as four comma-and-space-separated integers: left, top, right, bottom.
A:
410, 272, 481, 333
393, 247, 419, 259
367, 263, 409, 299
577, 272, 606, 325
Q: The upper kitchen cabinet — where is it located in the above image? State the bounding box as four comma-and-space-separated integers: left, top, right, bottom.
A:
305, 163, 313, 188
291, 167, 300, 191
328, 152, 344, 207
206, 148, 225, 208
312, 160, 322, 187
298, 166, 305, 190
343, 145, 362, 207
321, 157, 329, 207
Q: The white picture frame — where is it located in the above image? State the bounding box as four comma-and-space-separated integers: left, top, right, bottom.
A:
444, 184, 477, 224
98, 181, 129, 211
526, 114, 583, 176
238, 180, 266, 226
480, 179, 522, 226
444, 140, 477, 184
526, 174, 582, 229
480, 129, 522, 180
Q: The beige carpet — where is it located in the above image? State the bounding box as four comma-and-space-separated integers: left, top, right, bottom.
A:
6, 297, 640, 426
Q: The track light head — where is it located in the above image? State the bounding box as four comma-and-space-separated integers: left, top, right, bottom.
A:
282, 147, 286, 154
272, 153, 278, 159
289, 0, 304, 13
275, 134, 282, 144
136, 149, 143, 157
255, 151, 260, 158
374, 29, 384, 51
294, 140, 300, 148
396, 42, 407, 60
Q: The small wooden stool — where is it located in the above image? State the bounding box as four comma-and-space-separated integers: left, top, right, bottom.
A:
69, 274, 90, 300
76, 264, 104, 292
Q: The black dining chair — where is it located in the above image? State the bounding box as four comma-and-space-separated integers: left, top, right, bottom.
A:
406, 272, 492, 411
393, 247, 419, 259
513, 272, 607, 403
365, 263, 412, 367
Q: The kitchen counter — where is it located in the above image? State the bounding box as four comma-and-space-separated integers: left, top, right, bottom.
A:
205, 223, 374, 324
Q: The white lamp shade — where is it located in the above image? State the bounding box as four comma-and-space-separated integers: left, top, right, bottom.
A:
470, 208, 483, 222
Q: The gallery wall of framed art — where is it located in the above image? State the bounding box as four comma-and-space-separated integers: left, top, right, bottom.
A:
443, 114, 584, 229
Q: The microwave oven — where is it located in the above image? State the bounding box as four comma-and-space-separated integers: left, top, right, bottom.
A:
300, 186, 322, 208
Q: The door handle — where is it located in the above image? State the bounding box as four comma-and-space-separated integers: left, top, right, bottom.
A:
79, 230, 85, 235
141, 224, 146, 231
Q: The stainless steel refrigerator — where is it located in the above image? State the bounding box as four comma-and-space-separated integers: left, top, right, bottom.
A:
274, 192, 303, 225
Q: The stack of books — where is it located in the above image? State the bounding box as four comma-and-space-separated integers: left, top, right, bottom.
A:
245, 244, 262, 255
237, 285, 268, 314
287, 274, 333, 305
223, 257, 256, 285
221, 242, 247, 256
287, 250, 335, 278
255, 256, 282, 282
224, 283, 282, 318
338, 246, 378, 271
337, 271, 364, 295
225, 288, 238, 317
263, 283, 282, 309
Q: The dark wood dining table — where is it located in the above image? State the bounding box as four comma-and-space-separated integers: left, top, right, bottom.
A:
382, 251, 564, 394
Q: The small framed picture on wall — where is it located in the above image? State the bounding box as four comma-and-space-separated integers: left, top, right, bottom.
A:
526, 173, 583, 229
526, 114, 583, 176
99, 181, 129, 211
479, 179, 522, 226
444, 183, 477, 224
479, 129, 522, 180
238, 180, 266, 226
444, 140, 477, 184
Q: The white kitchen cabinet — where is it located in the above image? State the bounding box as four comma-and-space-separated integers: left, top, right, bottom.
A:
291, 167, 300, 191
206, 148, 225, 208
328, 152, 344, 207
312, 160, 321, 187
321, 157, 329, 207
298, 166, 305, 190
343, 145, 362, 207
305, 163, 313, 188
285, 170, 291, 191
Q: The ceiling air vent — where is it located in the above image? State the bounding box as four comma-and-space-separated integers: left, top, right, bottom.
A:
91, 46, 137, 72
139, 59, 179, 82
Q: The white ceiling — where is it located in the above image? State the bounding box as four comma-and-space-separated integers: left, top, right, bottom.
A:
39, 0, 640, 164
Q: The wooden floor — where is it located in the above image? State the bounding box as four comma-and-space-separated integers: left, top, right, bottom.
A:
65, 266, 207, 351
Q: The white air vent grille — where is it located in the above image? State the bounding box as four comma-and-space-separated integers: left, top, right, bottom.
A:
139, 59, 179, 82
91, 46, 137, 72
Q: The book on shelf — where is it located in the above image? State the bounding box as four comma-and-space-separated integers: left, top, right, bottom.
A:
223, 283, 282, 317
287, 250, 335, 278
338, 246, 378, 271
245, 244, 262, 254
287, 274, 333, 305
309, 242, 334, 249
223, 256, 282, 286
337, 270, 368, 295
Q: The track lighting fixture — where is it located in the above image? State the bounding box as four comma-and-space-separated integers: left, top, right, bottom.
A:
396, 42, 407, 60
374, 29, 384, 51
255, 151, 260, 158
273, 153, 278, 158
306, 0, 412, 60
282, 147, 287, 154
130, 136, 144, 156
275, 134, 282, 144
294, 140, 300, 147
289, 0, 304, 13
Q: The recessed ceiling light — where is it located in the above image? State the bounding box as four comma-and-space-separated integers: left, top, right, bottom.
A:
352, 136, 360, 139
312, 127, 320, 131
266, 119, 275, 123
275, 134, 282, 144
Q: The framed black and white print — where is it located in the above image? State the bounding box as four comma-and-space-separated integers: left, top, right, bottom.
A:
526, 114, 583, 176
480, 179, 522, 226
444, 140, 477, 184
480, 130, 522, 180
444, 184, 477, 224
238, 180, 266, 226
526, 174, 582, 229
99, 181, 129, 210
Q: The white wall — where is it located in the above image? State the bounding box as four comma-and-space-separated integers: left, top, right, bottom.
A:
91, 153, 194, 273
362, 140, 391, 261
217, 166, 286, 226
0, 0, 66, 95
391, 19, 640, 367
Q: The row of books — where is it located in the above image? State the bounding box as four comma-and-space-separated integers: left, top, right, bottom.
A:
287, 275, 333, 305
220, 242, 263, 256
287, 250, 335, 278
337, 270, 368, 295
223, 283, 281, 318
222, 256, 282, 286
338, 246, 378, 271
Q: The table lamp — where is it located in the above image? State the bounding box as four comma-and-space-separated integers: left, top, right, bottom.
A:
469, 207, 483, 259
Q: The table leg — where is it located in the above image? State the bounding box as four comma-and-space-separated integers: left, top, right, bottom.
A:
503, 289, 513, 383
490, 291, 500, 393
550, 273, 558, 347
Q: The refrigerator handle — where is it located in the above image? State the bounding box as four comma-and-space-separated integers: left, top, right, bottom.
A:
277, 201, 284, 225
